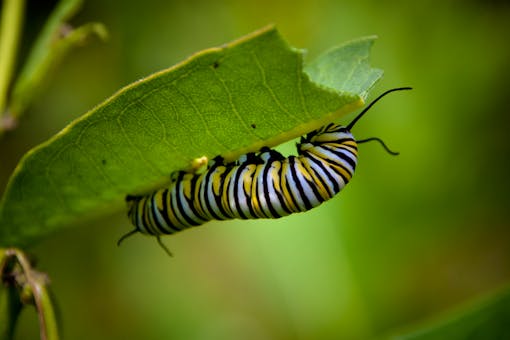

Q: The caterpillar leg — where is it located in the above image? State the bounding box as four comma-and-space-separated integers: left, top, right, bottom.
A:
125, 194, 142, 202
171, 155, 211, 181
170, 170, 187, 182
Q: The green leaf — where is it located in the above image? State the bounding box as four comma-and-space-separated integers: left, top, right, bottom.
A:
305, 36, 383, 99
8, 0, 107, 118
0, 26, 381, 247
392, 287, 510, 340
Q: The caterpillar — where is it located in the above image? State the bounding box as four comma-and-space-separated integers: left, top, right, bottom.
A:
120, 87, 411, 255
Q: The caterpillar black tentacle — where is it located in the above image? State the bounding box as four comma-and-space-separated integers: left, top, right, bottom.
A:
121, 87, 411, 251
357, 137, 400, 155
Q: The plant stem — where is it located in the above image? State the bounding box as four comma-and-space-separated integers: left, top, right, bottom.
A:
1, 248, 60, 340
0, 0, 25, 119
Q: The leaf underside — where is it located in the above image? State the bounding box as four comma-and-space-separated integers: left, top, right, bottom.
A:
0, 26, 382, 247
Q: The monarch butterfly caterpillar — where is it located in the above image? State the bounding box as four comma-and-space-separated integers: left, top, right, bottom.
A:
120, 87, 411, 255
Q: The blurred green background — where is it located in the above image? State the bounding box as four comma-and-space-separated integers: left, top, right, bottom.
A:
1, 0, 510, 339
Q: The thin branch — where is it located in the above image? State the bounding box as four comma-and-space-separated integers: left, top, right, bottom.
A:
0, 0, 25, 118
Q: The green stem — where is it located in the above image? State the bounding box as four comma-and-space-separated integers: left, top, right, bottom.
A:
10, 249, 59, 340
0, 0, 25, 118
1, 248, 59, 340
0, 248, 23, 340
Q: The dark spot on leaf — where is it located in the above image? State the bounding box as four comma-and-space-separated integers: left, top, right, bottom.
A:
101, 159, 107, 165
251, 123, 256, 129
213, 61, 220, 69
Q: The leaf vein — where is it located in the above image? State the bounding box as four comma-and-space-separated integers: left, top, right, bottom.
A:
251, 51, 301, 124
171, 84, 230, 150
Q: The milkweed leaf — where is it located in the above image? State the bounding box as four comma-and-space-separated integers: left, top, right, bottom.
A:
0, 26, 381, 246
